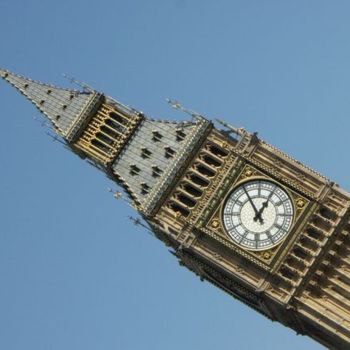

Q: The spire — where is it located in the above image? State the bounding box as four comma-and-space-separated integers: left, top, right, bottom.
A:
0, 68, 103, 141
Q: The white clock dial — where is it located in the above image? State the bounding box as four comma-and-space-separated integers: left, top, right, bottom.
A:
222, 179, 294, 251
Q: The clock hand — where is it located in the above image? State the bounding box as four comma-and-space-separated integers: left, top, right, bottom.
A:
243, 186, 263, 224
254, 189, 275, 222
254, 201, 268, 222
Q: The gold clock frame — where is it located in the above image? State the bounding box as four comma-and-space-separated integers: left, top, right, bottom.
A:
220, 176, 296, 252
208, 164, 311, 266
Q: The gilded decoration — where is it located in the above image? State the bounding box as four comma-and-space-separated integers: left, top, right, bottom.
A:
162, 130, 242, 226
74, 103, 142, 166
186, 149, 239, 224
207, 164, 310, 267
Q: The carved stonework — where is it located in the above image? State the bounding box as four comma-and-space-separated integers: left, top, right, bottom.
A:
179, 250, 264, 312
149, 122, 350, 348
177, 225, 197, 249
75, 102, 143, 166
205, 164, 311, 268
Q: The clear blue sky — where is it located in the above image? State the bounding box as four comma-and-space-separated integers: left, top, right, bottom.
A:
1, 1, 350, 349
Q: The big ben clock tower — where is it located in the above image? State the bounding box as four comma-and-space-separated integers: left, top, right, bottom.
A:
2, 68, 350, 349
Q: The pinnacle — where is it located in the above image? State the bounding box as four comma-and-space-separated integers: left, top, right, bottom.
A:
0, 68, 103, 140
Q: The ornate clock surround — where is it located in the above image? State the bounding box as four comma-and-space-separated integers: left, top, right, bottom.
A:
208, 164, 311, 268
157, 129, 317, 271
221, 177, 295, 252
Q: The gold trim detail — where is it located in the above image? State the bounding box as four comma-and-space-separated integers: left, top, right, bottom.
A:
74, 103, 142, 166
211, 219, 220, 228
209, 164, 311, 267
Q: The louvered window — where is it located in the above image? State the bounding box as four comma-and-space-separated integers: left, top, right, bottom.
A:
152, 131, 163, 142
141, 148, 152, 159
152, 166, 163, 177
130, 164, 141, 176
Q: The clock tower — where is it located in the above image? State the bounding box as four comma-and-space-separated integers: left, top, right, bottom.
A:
2, 68, 350, 349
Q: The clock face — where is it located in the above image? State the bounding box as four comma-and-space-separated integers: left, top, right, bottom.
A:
222, 179, 294, 251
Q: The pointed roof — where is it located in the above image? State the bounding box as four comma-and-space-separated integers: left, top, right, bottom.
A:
0, 68, 103, 141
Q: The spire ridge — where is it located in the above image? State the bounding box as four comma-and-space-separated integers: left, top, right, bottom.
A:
0, 68, 103, 141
